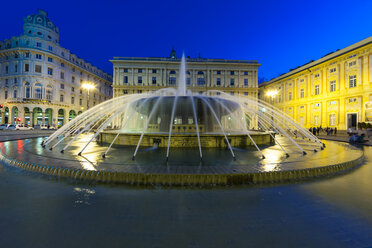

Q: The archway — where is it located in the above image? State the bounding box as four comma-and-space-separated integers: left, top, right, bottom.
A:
24, 107, 31, 125
69, 110, 76, 121
45, 108, 53, 126
11, 106, 18, 124
32, 107, 43, 126
58, 109, 65, 127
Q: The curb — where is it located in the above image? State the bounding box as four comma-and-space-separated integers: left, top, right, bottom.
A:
0, 151, 364, 186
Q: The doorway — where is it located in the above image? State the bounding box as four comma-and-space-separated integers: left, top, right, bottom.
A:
347, 113, 357, 129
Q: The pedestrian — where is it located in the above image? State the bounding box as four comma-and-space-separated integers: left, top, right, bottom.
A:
330, 128, 334, 135
312, 127, 316, 135
334, 127, 337, 136
316, 127, 320, 136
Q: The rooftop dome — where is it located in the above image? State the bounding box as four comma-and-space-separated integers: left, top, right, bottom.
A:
23, 9, 60, 43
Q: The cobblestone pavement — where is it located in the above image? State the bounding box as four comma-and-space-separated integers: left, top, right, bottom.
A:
0, 132, 371, 248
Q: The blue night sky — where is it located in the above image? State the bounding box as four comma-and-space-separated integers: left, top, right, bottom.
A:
1, 0, 371, 82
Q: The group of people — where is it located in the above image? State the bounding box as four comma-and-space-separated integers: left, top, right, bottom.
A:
308, 126, 337, 136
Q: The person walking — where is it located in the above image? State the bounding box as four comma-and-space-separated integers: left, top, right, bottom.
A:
334, 127, 337, 136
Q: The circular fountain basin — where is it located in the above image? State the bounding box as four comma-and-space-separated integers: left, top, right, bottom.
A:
0, 136, 364, 186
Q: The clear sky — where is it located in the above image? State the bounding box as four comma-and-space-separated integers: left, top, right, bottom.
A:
1, 0, 371, 82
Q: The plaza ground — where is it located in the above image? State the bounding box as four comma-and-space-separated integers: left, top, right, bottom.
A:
0, 131, 371, 247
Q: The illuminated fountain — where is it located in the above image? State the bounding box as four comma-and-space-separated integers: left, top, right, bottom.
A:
42, 55, 324, 162
0, 55, 365, 186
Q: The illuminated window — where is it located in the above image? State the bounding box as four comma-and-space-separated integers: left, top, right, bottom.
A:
288, 92, 292, 101
330, 68, 337, 73
330, 80, 336, 92
244, 79, 248, 86
314, 85, 319, 95
349, 75, 356, 88
300, 89, 304, 98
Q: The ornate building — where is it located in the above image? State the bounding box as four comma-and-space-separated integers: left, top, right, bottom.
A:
259, 37, 372, 130
111, 49, 259, 99
0, 10, 112, 127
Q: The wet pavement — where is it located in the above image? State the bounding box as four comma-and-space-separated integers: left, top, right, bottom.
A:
0, 132, 371, 247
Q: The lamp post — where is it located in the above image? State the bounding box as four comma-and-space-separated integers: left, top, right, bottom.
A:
82, 83, 95, 110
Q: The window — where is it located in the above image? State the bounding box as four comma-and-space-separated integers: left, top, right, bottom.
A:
35, 65, 42, 73
230, 78, 235, 86
197, 71, 204, 75
138, 90, 142, 93
300, 89, 304, 98
138, 69, 142, 73
36, 42, 42, 47
61, 84, 64, 89
5, 79, 8, 86
314, 85, 319, 95
60, 72, 64, 79
330, 68, 336, 73
124, 76, 128, 84
244, 71, 248, 75
15, 54, 18, 59
61, 63, 64, 67
244, 92, 248, 96
169, 77, 176, 85
71, 96, 75, 104
24, 64, 29, 72
330, 80, 336, 92
72, 76, 75, 83
314, 115, 319, 126
25, 52, 30, 58
123, 90, 128, 94
349, 75, 356, 88
216, 78, 221, 86
15, 64, 18, 73
314, 73, 319, 78
216, 92, 221, 96
34, 84, 42, 99
244, 79, 248, 86
14, 78, 17, 84
72, 68, 75, 72
230, 92, 234, 95
152, 77, 156, 84
186, 78, 191, 85
288, 92, 292, 101
5, 65, 8, 74
60, 94, 64, 102
349, 98, 357, 103
79, 98, 82, 105
5, 91, 8, 99
152, 69, 157, 73
230, 71, 235, 75
36, 54, 42, 59
197, 78, 205, 85
170, 70, 176, 74
329, 114, 336, 126
13, 89, 17, 98
124, 69, 128, 73
72, 87, 75, 92
48, 57, 53, 62
278, 95, 282, 102
48, 46, 53, 51
138, 76, 142, 84
348, 61, 356, 67
216, 71, 221, 75
46, 86, 52, 100
25, 82, 31, 98
48, 67, 53, 75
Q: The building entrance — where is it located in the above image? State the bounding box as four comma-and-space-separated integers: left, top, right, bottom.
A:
347, 113, 357, 129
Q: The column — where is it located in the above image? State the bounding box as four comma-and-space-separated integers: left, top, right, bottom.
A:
52, 109, 58, 127
30, 111, 34, 126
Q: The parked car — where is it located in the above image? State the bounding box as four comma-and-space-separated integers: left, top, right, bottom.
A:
34, 124, 48, 130
0, 124, 10, 130
8, 124, 34, 130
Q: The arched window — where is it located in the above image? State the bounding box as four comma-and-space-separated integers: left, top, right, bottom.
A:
46, 85, 53, 100
24, 82, 31, 98
197, 71, 204, 75
34, 83, 43, 99
170, 70, 176, 74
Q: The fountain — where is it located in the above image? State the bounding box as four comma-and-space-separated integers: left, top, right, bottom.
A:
0, 55, 365, 186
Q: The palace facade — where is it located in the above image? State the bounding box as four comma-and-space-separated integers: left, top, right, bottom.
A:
259, 36, 372, 130
0, 10, 112, 127
110, 49, 259, 99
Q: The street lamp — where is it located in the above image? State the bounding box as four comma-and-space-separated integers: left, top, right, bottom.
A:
82, 83, 95, 110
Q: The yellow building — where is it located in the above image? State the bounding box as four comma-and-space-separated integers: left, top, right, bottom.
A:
259, 36, 372, 130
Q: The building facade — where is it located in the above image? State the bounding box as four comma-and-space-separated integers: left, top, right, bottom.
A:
259, 37, 372, 130
111, 50, 259, 99
0, 10, 112, 127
